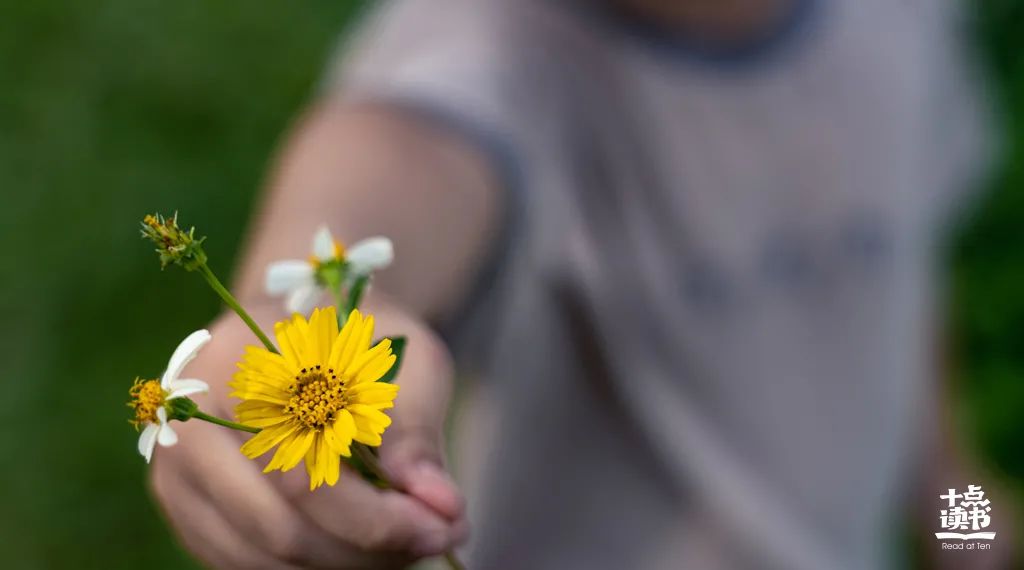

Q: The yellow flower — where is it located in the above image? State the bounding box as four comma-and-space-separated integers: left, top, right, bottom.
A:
231, 306, 399, 489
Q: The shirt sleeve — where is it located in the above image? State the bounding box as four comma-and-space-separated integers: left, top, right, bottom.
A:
317, 0, 529, 366
321, 0, 518, 142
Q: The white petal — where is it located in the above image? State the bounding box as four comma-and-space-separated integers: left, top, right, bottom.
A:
286, 283, 322, 315
138, 424, 160, 463
162, 329, 212, 387
346, 237, 394, 275
167, 378, 210, 399
157, 406, 168, 424
157, 423, 178, 447
312, 224, 336, 262
265, 260, 315, 295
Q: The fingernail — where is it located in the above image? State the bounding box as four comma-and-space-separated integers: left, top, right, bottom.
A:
414, 462, 452, 486
409, 462, 465, 517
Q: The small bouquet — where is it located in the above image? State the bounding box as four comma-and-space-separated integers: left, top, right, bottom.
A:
128, 213, 462, 568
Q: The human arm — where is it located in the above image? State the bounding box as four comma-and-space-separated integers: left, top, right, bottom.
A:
150, 99, 502, 568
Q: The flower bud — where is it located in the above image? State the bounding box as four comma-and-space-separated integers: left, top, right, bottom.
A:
140, 212, 208, 270
165, 396, 199, 422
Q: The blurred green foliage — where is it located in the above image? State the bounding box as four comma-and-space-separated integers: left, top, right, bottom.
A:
0, 1, 363, 567
0, 0, 1021, 568
952, 0, 1024, 494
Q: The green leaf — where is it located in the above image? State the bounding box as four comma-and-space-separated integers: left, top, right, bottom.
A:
346, 274, 369, 314
378, 336, 406, 383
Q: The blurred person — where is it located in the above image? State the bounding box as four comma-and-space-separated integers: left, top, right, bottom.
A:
149, 0, 1009, 568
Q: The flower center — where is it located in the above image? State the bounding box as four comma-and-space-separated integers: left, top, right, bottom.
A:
128, 378, 166, 428
284, 365, 347, 430
308, 240, 347, 269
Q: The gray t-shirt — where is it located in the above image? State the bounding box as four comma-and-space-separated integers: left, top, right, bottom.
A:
327, 0, 992, 568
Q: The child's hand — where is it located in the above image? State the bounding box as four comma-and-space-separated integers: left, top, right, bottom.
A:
149, 306, 467, 568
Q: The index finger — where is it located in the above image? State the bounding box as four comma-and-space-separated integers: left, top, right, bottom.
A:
163, 401, 363, 568
281, 461, 462, 560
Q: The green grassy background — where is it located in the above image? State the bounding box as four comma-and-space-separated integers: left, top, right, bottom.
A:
0, 1, 1020, 568
0, 1, 365, 567
953, 1, 1024, 493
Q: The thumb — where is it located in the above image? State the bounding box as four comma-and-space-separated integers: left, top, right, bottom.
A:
377, 323, 464, 523
380, 423, 464, 523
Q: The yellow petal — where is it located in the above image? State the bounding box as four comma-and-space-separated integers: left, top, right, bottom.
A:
312, 436, 331, 490
350, 405, 389, 446
330, 310, 364, 372
236, 405, 286, 421
307, 307, 338, 365
326, 410, 355, 456
238, 409, 286, 423
264, 431, 298, 472
322, 423, 342, 455
237, 399, 283, 413
229, 390, 289, 406
235, 364, 293, 388
286, 314, 314, 367
265, 428, 316, 473
357, 400, 395, 411
304, 439, 322, 490
240, 421, 297, 458
353, 428, 383, 447
327, 312, 356, 370
344, 338, 391, 377
231, 382, 290, 402
356, 314, 374, 354
274, 319, 302, 369
239, 346, 294, 381
235, 400, 284, 421
231, 372, 291, 398
354, 353, 397, 385
238, 409, 287, 423
348, 404, 393, 430
348, 382, 400, 406
349, 399, 398, 412
241, 415, 291, 428
323, 439, 340, 486
346, 381, 400, 395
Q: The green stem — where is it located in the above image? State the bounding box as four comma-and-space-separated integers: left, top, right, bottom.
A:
192, 410, 261, 434
333, 285, 347, 328
319, 263, 347, 327
351, 443, 466, 570
352, 443, 390, 484
197, 261, 278, 354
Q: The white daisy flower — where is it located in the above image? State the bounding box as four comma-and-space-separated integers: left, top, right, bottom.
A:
264, 225, 393, 315
129, 329, 212, 463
